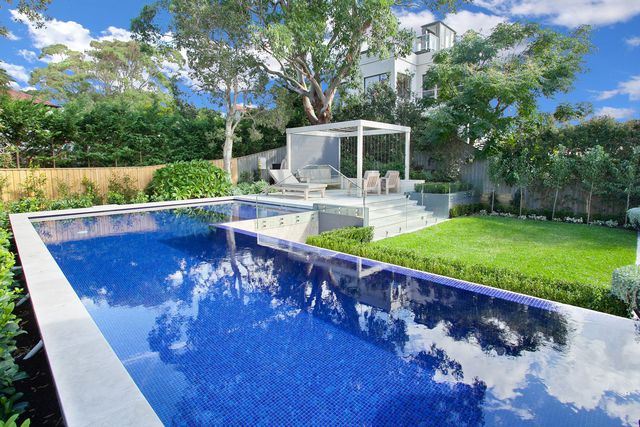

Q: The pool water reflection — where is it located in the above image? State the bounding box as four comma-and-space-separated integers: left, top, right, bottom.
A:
33, 206, 640, 426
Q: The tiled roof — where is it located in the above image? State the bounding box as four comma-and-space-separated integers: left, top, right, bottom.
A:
3, 89, 59, 107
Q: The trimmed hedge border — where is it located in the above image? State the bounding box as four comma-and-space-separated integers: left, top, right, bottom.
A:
414, 181, 473, 194
0, 218, 29, 425
306, 227, 629, 317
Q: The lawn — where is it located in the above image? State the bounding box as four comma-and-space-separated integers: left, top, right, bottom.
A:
373, 216, 637, 288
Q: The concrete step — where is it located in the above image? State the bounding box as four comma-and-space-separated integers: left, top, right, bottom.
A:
366, 197, 417, 211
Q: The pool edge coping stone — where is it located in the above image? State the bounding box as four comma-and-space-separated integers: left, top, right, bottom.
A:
11, 208, 190, 427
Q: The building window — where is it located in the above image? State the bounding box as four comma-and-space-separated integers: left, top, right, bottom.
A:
396, 73, 411, 100
363, 73, 388, 90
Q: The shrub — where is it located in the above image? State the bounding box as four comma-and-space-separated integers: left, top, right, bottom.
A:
20, 171, 46, 200
414, 181, 473, 194
148, 161, 232, 201
232, 180, 270, 196
106, 174, 147, 205
0, 226, 28, 424
449, 203, 489, 218
80, 177, 102, 205
307, 226, 374, 246
611, 265, 640, 316
305, 228, 628, 316
628, 208, 640, 230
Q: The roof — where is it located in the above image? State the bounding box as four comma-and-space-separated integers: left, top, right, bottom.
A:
286, 120, 411, 138
3, 89, 59, 108
421, 20, 457, 35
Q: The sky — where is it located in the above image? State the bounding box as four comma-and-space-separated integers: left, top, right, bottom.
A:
1, 0, 639, 120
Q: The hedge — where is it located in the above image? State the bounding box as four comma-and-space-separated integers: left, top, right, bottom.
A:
611, 265, 640, 315
628, 207, 640, 230
0, 225, 28, 425
305, 227, 628, 317
414, 181, 473, 194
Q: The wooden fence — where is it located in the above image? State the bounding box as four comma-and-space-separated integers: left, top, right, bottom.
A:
0, 147, 290, 202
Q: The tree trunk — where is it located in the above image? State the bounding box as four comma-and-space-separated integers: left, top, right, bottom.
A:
625, 191, 631, 226
519, 186, 524, 217
15, 149, 20, 169
587, 182, 594, 224
552, 187, 559, 220
302, 94, 332, 124
491, 187, 495, 213
223, 117, 234, 177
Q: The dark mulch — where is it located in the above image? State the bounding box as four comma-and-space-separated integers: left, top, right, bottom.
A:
13, 297, 64, 426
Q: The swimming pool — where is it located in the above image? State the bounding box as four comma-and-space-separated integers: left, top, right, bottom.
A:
25, 204, 640, 425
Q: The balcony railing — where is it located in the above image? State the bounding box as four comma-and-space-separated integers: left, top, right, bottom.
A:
413, 34, 439, 53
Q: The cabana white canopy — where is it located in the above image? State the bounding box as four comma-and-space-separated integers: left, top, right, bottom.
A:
285, 120, 412, 186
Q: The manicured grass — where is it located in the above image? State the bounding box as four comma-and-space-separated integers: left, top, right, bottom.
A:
373, 216, 636, 288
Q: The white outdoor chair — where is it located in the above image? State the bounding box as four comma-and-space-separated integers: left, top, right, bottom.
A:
381, 170, 401, 194
347, 170, 381, 195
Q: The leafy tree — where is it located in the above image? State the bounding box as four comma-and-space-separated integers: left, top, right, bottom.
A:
420, 22, 592, 152
133, 0, 270, 175
616, 147, 640, 226
1, 0, 50, 38
491, 125, 540, 216
543, 145, 573, 220
578, 145, 610, 224
29, 40, 182, 105
0, 95, 51, 167
246, 0, 418, 124
142, 0, 460, 125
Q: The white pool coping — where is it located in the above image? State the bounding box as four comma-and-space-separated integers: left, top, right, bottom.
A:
10, 196, 246, 427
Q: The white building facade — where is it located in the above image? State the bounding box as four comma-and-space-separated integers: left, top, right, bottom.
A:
358, 21, 456, 100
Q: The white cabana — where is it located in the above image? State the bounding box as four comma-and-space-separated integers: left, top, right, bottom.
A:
285, 120, 412, 186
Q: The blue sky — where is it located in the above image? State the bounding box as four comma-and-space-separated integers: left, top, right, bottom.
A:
1, 0, 639, 120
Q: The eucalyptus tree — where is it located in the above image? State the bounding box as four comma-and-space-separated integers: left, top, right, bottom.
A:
133, 0, 269, 175
420, 22, 592, 152
1, 0, 50, 38
29, 40, 182, 105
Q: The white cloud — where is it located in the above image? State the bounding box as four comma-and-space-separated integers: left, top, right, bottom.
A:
17, 49, 38, 63
98, 26, 132, 43
10, 9, 131, 53
596, 75, 640, 101
0, 61, 30, 84
444, 10, 506, 35
395, 9, 436, 33
594, 106, 636, 119
10, 9, 93, 51
394, 8, 504, 38
475, 0, 640, 28
626, 36, 640, 48
5, 30, 19, 41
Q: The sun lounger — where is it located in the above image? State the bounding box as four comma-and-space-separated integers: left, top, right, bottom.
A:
268, 169, 327, 200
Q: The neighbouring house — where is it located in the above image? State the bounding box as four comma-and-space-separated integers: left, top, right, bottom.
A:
4, 88, 59, 108
358, 21, 456, 100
